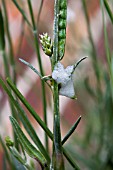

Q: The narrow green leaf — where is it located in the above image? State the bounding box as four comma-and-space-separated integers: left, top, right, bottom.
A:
82, 0, 101, 84
0, 8, 5, 50
27, 0, 49, 154
0, 6, 19, 147
6, 77, 80, 169
73, 57, 88, 71
62, 116, 81, 145
101, 0, 113, 99
19, 58, 51, 89
10, 116, 47, 167
0, 8, 9, 78
0, 78, 50, 163
11, 156, 26, 170
19, 58, 42, 78
6, 77, 53, 140
2, 0, 17, 84
5, 137, 32, 170
8, 147, 26, 165
101, 0, 111, 64
104, 0, 113, 24
62, 148, 80, 170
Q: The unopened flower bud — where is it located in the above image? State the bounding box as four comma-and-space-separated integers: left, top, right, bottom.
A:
39, 33, 53, 57
5, 136, 14, 147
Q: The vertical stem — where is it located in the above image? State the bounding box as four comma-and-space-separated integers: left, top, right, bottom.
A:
82, 0, 104, 156
2, 52, 19, 150
52, 0, 64, 169
100, 0, 113, 155
101, 0, 113, 98
1, 4, 19, 150
2, 51, 10, 78
104, 0, 113, 24
82, 0, 101, 86
27, 0, 49, 153
2, 0, 16, 84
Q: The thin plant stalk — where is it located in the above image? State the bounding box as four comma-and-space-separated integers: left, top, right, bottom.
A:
11, 1, 48, 152
2, 51, 9, 78
27, 0, 49, 154
0, 78, 50, 164
62, 116, 81, 145
2, 0, 16, 84
82, 0, 105, 156
104, 0, 113, 24
5, 77, 80, 169
101, 0, 113, 99
0, 6, 19, 150
100, 2, 113, 156
51, 0, 64, 169
2, 52, 19, 150
82, 0, 101, 88
2, 53, 19, 150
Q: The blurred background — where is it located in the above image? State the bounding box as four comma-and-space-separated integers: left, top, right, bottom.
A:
0, 0, 113, 169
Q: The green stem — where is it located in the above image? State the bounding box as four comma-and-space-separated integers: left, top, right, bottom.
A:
62, 149, 80, 170
2, 51, 9, 78
83, 0, 105, 157
101, 0, 113, 98
0, 78, 50, 164
104, 0, 113, 24
8, 146, 33, 170
27, 0, 49, 154
1, 0, 19, 150
2, 0, 16, 84
52, 0, 64, 169
6, 77, 80, 169
82, 0, 101, 86
2, 53, 19, 151
2, 54, 19, 150
62, 116, 81, 145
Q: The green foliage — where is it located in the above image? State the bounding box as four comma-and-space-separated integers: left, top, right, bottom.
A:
10, 117, 47, 167
0, 9, 5, 50
104, 0, 113, 24
0, 0, 113, 170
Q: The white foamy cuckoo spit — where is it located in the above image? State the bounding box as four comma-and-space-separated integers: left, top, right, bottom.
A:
52, 62, 76, 99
